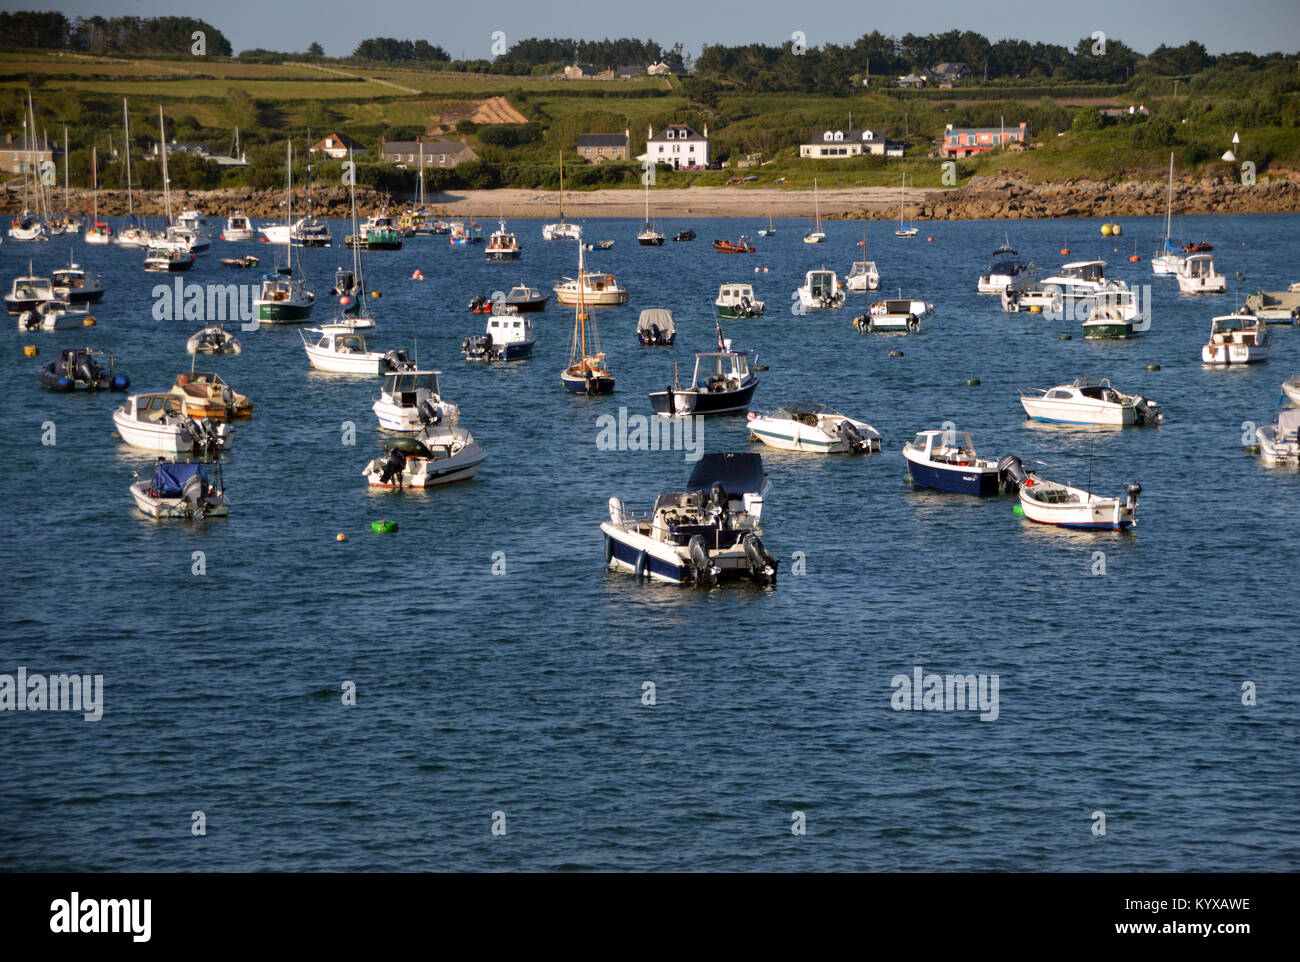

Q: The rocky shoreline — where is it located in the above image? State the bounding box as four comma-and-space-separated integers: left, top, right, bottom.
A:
4, 174, 1298, 222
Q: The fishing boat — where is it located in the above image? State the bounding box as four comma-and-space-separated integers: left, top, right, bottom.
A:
542, 153, 582, 240
758, 206, 775, 237
187, 324, 241, 356
1245, 283, 1300, 324
673, 229, 696, 242
302, 328, 413, 375
1202, 311, 1272, 365
747, 403, 881, 454
1019, 376, 1162, 426
51, 264, 105, 304
600, 452, 778, 586
896, 173, 918, 237
560, 243, 614, 394
648, 327, 758, 416
636, 308, 677, 346
222, 212, 257, 242
16, 299, 90, 331
977, 240, 1031, 293
253, 143, 315, 324
852, 296, 931, 333
1152, 154, 1185, 276
112, 393, 233, 455
6, 268, 54, 313
504, 284, 549, 312
463, 308, 536, 362
804, 179, 826, 243
36, 348, 129, 391
1176, 253, 1227, 294
363, 425, 486, 488
1255, 408, 1300, 464
902, 428, 1011, 495
130, 459, 228, 520
846, 259, 881, 293
170, 371, 252, 421
322, 153, 377, 332
485, 219, 521, 261
1082, 303, 1134, 339
346, 212, 403, 250
715, 283, 765, 318
372, 369, 460, 433
448, 221, 482, 245
554, 262, 629, 306
1283, 375, 1300, 406
1001, 457, 1141, 530
713, 237, 755, 253
795, 269, 846, 311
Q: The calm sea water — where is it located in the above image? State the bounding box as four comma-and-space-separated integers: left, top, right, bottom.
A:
2, 212, 1298, 871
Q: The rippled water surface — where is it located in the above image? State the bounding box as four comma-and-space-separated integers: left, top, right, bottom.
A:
2, 212, 1298, 871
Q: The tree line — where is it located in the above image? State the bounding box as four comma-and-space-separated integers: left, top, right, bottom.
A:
0, 11, 232, 56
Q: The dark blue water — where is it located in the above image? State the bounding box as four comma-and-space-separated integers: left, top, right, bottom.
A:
3, 213, 1298, 871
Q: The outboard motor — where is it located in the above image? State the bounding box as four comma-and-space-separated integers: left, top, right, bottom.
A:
647, 324, 661, 344
687, 534, 715, 586
742, 533, 778, 584
998, 455, 1028, 492
19, 309, 39, 330
1134, 397, 1162, 425
1125, 482, 1142, 513
840, 420, 866, 453
709, 482, 727, 515
739, 296, 752, 317
418, 399, 442, 426
181, 472, 205, 518
378, 447, 407, 486
76, 353, 100, 386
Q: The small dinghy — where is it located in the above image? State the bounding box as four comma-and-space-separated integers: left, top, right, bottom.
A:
1001, 457, 1141, 530
362, 425, 486, 489
187, 324, 242, 356
1255, 408, 1300, 465
301, 328, 412, 376
713, 237, 755, 253
600, 452, 777, 586
673, 229, 696, 242
171, 371, 253, 420
1019, 376, 1161, 426
463, 308, 536, 361
131, 459, 228, 520
853, 297, 931, 333
637, 308, 676, 346
17, 299, 90, 331
747, 403, 881, 454
37, 348, 129, 391
219, 255, 260, 269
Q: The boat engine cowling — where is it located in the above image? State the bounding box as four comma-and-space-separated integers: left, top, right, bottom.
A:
742, 534, 777, 584
687, 535, 715, 585
840, 421, 866, 452
418, 399, 442, 426
998, 455, 1028, 492
377, 448, 407, 486
1125, 483, 1142, 511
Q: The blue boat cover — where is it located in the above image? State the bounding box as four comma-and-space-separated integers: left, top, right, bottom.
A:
152, 462, 207, 497
687, 452, 765, 495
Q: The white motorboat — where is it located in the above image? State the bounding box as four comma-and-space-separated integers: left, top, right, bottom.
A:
795, 269, 845, 311
852, 296, 932, 333
363, 425, 486, 488
1040, 260, 1127, 302
112, 392, 233, 455
16, 299, 90, 331
1001, 277, 1060, 314
6, 269, 54, 313
1176, 253, 1227, 294
1255, 408, 1300, 464
977, 242, 1031, 294
462, 308, 536, 361
143, 248, 195, 272
747, 403, 881, 454
222, 212, 257, 242
846, 259, 880, 292
1282, 375, 1300, 405
485, 220, 521, 261
715, 283, 765, 318
130, 459, 228, 520
372, 369, 459, 432
302, 328, 412, 375
187, 324, 242, 355
600, 452, 778, 585
174, 210, 213, 250
1019, 376, 1162, 426
1001, 457, 1141, 530
1202, 311, 1271, 365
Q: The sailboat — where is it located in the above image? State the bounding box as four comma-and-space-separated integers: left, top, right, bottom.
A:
117, 100, 150, 248
7, 94, 47, 242
637, 173, 664, 245
542, 153, 581, 240
560, 239, 615, 394
252, 141, 315, 323
758, 204, 775, 237
142, 109, 195, 272
804, 179, 826, 243
1152, 153, 1185, 276
85, 145, 113, 244
896, 174, 918, 237
323, 148, 375, 332
56, 127, 82, 235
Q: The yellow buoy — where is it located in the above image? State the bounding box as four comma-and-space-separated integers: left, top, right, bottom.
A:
1029, 304, 1042, 314
83, 316, 96, 326
24, 344, 39, 357
1101, 224, 1113, 236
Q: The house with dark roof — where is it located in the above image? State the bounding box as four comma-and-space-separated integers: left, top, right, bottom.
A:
310, 133, 368, 159
616, 65, 646, 78
932, 62, 973, 83
577, 129, 631, 163
381, 138, 478, 168
639, 123, 709, 169
0, 133, 54, 173
148, 139, 247, 167
800, 128, 902, 159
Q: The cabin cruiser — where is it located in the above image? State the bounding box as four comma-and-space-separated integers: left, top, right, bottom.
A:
977, 243, 1031, 294
51, 264, 106, 304
36, 348, 129, 391
846, 259, 881, 293
637, 309, 676, 346
187, 324, 241, 355
852, 297, 932, 333
715, 283, 765, 318
1176, 253, 1227, 294
261, 217, 331, 246
151, 224, 207, 254
554, 268, 629, 306
902, 428, 1013, 495
747, 403, 881, 454
302, 328, 413, 375
485, 220, 521, 261
1245, 283, 1300, 324
1082, 304, 1134, 339
1019, 376, 1162, 426
362, 424, 486, 488
170, 371, 253, 420
648, 343, 758, 417
1040, 260, 1124, 300
462, 309, 536, 361
131, 459, 228, 521
795, 269, 845, 311
112, 392, 233, 455
600, 452, 778, 586
1000, 457, 1140, 530
143, 248, 195, 272
117, 222, 151, 248
1202, 311, 1271, 365
504, 284, 548, 312
6, 270, 54, 313
253, 270, 315, 323
222, 212, 257, 242
346, 214, 403, 250
1255, 408, 1300, 464
1283, 375, 1300, 406
371, 369, 459, 433
175, 210, 214, 248
16, 299, 89, 331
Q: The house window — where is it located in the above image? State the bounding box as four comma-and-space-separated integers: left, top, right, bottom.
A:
667, 129, 675, 139
658, 145, 665, 154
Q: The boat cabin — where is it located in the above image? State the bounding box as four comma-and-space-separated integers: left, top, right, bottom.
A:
803, 270, 838, 298
690, 351, 751, 392
717, 283, 760, 306
486, 313, 532, 345
381, 370, 442, 405
1057, 260, 1107, 283
51, 267, 90, 289
908, 429, 980, 466
1208, 312, 1266, 343
9, 275, 52, 301
1182, 253, 1218, 278
848, 261, 879, 279
986, 246, 1027, 276
1048, 376, 1123, 404
125, 393, 186, 423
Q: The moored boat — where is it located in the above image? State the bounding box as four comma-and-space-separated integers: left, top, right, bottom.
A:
36, 348, 129, 391
17, 299, 90, 331
170, 370, 253, 420
715, 283, 765, 318
1202, 311, 1271, 365
112, 392, 233, 455
1001, 457, 1141, 530
130, 459, 228, 520
1019, 376, 1162, 426
636, 308, 676, 346
463, 308, 536, 362
853, 297, 931, 333
902, 428, 1011, 495
51, 264, 105, 304
371, 369, 459, 433
747, 403, 881, 454
648, 330, 757, 416
1176, 253, 1227, 294
795, 269, 846, 311
301, 328, 413, 375
362, 426, 486, 488
187, 324, 241, 356
1255, 408, 1300, 464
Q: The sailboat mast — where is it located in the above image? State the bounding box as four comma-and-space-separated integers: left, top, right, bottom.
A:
559, 152, 565, 221
123, 99, 134, 219
63, 125, 68, 216
91, 145, 97, 221
158, 105, 172, 224
1164, 152, 1174, 247
578, 242, 587, 357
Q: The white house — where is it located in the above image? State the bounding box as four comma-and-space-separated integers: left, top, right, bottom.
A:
800, 128, 899, 159
638, 123, 709, 169
310, 133, 367, 159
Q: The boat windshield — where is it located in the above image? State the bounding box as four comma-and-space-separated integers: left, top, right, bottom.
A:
384, 372, 438, 395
